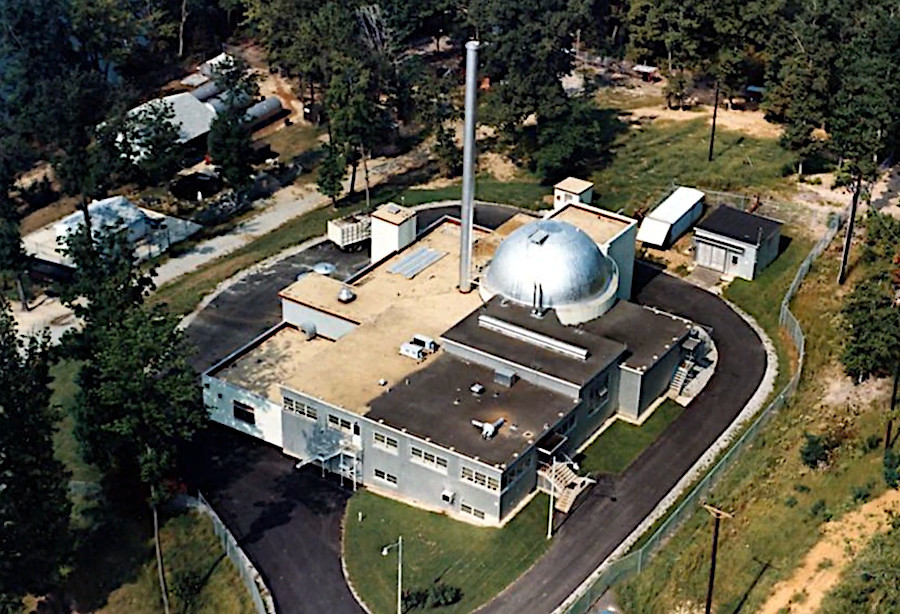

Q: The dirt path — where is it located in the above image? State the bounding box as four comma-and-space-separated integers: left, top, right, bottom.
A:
757, 488, 900, 614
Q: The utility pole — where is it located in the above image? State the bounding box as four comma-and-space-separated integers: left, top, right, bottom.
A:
838, 174, 863, 284
888, 358, 899, 451
708, 82, 720, 162
702, 503, 732, 614
547, 457, 556, 539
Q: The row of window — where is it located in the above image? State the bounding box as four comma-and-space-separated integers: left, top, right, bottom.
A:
461, 466, 500, 491
411, 446, 449, 474
283, 396, 318, 421
460, 502, 486, 520
373, 468, 398, 486
328, 414, 354, 433
373, 432, 399, 451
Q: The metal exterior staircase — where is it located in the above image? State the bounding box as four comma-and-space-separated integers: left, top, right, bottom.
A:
540, 462, 594, 513
669, 358, 695, 396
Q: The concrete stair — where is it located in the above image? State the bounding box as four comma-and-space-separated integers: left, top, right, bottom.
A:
541, 462, 594, 513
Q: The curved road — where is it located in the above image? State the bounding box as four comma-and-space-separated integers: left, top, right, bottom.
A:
184, 204, 767, 614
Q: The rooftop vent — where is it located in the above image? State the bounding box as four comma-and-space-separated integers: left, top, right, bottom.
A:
300, 321, 317, 340
528, 229, 550, 245
470, 382, 486, 395
337, 286, 356, 303
494, 367, 518, 388
471, 417, 505, 439
411, 334, 438, 353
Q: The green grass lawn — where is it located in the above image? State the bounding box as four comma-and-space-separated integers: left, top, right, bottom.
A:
577, 400, 683, 476
94, 511, 254, 614
397, 177, 552, 210
590, 118, 796, 215
260, 122, 322, 163
344, 490, 550, 614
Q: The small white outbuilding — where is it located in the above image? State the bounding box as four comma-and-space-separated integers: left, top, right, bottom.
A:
553, 177, 594, 210
693, 205, 782, 280
636, 186, 705, 248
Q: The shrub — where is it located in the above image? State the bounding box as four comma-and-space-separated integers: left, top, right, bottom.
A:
801, 433, 831, 468
865, 434, 882, 452
785, 496, 798, 508
851, 481, 875, 502
884, 449, 900, 488
794, 483, 811, 493
809, 499, 827, 518
402, 588, 428, 612
427, 583, 463, 607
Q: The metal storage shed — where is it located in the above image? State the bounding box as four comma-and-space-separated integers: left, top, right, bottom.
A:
55, 196, 148, 244
636, 186, 705, 248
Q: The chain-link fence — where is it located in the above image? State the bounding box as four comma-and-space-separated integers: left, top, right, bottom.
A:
558, 207, 847, 614
196, 491, 276, 614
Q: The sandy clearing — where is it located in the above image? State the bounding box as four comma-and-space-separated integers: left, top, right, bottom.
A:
625, 105, 783, 140
757, 488, 900, 614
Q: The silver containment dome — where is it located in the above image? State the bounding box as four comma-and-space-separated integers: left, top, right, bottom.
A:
479, 219, 619, 325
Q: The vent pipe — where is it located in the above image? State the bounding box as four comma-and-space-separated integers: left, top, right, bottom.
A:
459, 40, 480, 293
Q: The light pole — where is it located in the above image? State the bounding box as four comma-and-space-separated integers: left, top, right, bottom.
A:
381, 535, 403, 614
547, 457, 557, 539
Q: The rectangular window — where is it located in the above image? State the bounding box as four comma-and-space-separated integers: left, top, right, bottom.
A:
283, 397, 317, 421
328, 414, 352, 433
233, 400, 255, 425
410, 446, 448, 473
460, 502, 486, 520
373, 468, 398, 486
461, 466, 499, 491
374, 432, 399, 453
589, 380, 610, 416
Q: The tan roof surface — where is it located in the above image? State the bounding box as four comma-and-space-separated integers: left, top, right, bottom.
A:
371, 202, 415, 225
214, 325, 334, 401
554, 177, 594, 194
242, 222, 487, 413
548, 204, 635, 245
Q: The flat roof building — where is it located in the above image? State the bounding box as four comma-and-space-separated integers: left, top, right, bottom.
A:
204, 202, 703, 525
693, 205, 783, 280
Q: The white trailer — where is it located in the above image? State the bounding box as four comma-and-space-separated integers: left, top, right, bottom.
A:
327, 213, 372, 251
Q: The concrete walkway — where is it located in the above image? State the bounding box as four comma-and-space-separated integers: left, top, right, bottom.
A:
12, 147, 430, 340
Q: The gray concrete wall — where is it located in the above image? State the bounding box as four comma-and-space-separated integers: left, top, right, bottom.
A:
280, 388, 505, 524
499, 451, 538, 518
755, 230, 780, 276
441, 338, 582, 398
636, 341, 683, 418
281, 299, 358, 339
617, 367, 643, 421
603, 223, 637, 301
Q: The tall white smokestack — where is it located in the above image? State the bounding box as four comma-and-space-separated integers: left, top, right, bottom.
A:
459, 40, 479, 293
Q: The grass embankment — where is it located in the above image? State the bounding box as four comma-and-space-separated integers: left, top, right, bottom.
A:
578, 400, 683, 476
398, 176, 552, 210
260, 122, 321, 163
344, 491, 550, 614
48, 361, 253, 613
617, 241, 892, 613
590, 117, 796, 214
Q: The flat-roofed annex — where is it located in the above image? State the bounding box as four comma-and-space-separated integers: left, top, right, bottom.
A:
548, 203, 634, 246
228, 221, 486, 414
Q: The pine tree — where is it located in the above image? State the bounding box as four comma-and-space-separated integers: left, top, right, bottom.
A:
317, 142, 347, 207
208, 107, 255, 188
0, 299, 72, 609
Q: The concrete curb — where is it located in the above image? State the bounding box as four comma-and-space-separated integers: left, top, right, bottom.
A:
552, 295, 779, 614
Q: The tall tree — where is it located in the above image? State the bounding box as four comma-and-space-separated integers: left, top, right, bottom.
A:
208, 107, 254, 187
127, 100, 182, 187
0, 299, 72, 610
471, 0, 583, 135
317, 142, 347, 206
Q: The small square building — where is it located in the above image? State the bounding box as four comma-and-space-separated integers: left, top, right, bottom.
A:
693, 205, 782, 280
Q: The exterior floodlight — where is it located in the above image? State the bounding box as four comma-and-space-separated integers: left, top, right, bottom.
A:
381, 547, 389, 556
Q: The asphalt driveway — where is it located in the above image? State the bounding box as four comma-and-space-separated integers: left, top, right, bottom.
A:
477, 262, 767, 614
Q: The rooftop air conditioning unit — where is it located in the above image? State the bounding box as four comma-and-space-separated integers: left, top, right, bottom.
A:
399, 342, 426, 361
441, 490, 455, 504
411, 334, 438, 353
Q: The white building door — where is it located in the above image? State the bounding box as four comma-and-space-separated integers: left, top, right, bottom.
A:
697, 241, 727, 272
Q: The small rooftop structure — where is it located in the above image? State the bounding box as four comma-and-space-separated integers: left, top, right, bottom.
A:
693, 205, 783, 280
553, 177, 594, 210
637, 186, 705, 248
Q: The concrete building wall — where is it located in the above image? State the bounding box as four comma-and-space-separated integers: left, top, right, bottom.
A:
204, 375, 283, 447
440, 339, 582, 398
636, 340, 683, 417
280, 388, 504, 525
281, 298, 358, 339
617, 367, 644, 421
756, 230, 780, 276
693, 230, 764, 280
601, 223, 637, 301
499, 451, 538, 519
371, 216, 417, 263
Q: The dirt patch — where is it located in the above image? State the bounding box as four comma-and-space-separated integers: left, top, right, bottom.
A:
758, 489, 900, 614
821, 364, 891, 409
480, 151, 520, 181
20, 195, 80, 235
625, 105, 783, 140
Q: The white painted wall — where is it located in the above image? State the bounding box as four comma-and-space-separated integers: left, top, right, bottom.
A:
204, 375, 283, 447
371, 216, 417, 263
